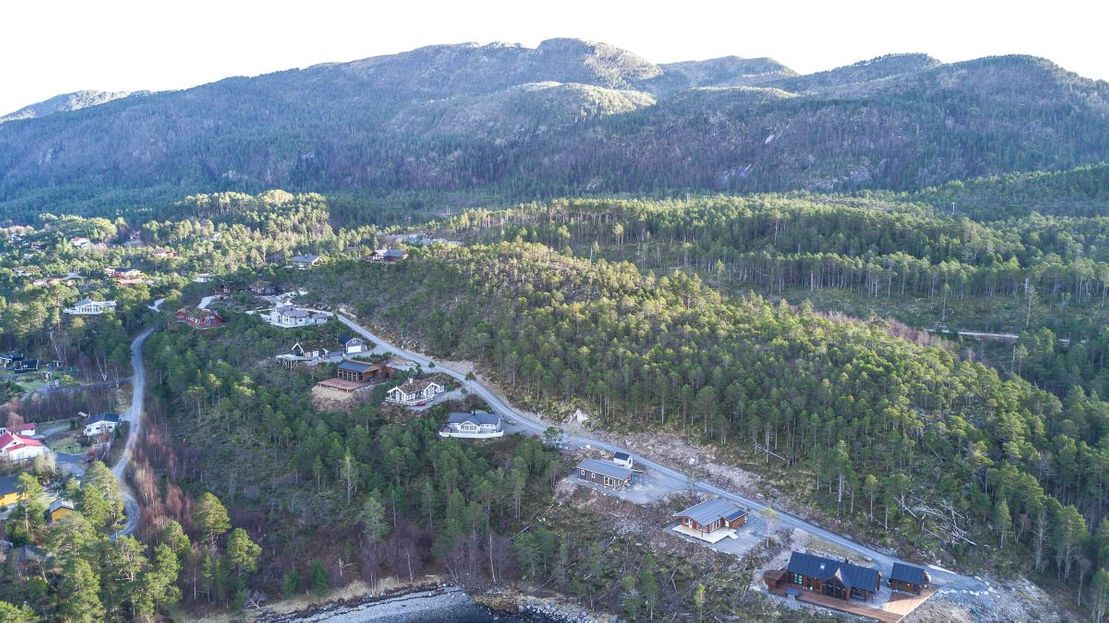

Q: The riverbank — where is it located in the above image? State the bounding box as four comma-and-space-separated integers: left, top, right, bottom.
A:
240, 584, 610, 623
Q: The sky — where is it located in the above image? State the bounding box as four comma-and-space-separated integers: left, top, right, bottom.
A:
3, 0, 1107, 114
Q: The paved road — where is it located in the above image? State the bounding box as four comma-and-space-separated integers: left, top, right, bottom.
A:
110, 327, 154, 537
336, 314, 987, 594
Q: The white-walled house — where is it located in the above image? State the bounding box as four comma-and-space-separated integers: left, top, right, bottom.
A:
291, 254, 322, 269
83, 413, 121, 437
386, 378, 445, 406
0, 432, 48, 462
264, 305, 331, 328
63, 298, 117, 315
439, 412, 504, 439
343, 337, 368, 354
0, 423, 36, 437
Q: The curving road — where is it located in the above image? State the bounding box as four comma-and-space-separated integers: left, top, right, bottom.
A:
336, 314, 987, 594
111, 326, 154, 537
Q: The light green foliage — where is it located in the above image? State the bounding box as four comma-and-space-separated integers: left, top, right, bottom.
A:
78, 461, 124, 534
0, 600, 36, 623
58, 557, 105, 623
226, 528, 262, 577
192, 492, 231, 545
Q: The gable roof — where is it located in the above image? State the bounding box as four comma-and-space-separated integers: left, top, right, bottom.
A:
0, 432, 44, 449
390, 377, 441, 394
674, 497, 747, 525
87, 413, 121, 425
291, 254, 320, 263
890, 562, 929, 586
577, 458, 632, 481
612, 451, 631, 462
447, 412, 500, 427
786, 551, 880, 593
338, 360, 376, 373
48, 499, 75, 514
6, 423, 36, 434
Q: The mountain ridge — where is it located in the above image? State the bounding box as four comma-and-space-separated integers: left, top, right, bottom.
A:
0, 38, 1105, 216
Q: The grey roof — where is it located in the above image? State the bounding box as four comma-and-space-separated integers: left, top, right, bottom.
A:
447, 412, 501, 426
577, 458, 632, 481
890, 562, 929, 586
338, 360, 375, 373
292, 254, 320, 263
0, 475, 19, 496
674, 497, 747, 525
786, 552, 880, 592
383, 248, 407, 258
88, 413, 121, 424
275, 306, 312, 318
48, 499, 75, 513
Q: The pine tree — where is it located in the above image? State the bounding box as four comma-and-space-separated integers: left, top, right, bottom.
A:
192, 492, 231, 546
58, 558, 105, 623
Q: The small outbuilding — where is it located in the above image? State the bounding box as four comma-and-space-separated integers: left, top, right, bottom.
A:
889, 562, 930, 594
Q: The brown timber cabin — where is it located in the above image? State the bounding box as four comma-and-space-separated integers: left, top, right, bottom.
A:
783, 551, 881, 601
889, 562, 930, 594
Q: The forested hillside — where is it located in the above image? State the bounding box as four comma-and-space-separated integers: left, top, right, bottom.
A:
1, 39, 1106, 219
308, 242, 1108, 603
433, 195, 1109, 339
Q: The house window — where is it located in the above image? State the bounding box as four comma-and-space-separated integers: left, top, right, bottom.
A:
579, 469, 586, 477
793, 573, 803, 585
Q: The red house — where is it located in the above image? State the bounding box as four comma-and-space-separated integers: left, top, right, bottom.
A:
176, 307, 224, 329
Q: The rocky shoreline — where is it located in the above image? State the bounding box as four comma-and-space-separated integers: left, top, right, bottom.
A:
252, 585, 611, 623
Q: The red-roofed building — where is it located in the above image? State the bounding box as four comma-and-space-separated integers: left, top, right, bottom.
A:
0, 432, 48, 462
176, 307, 224, 329
1, 423, 37, 437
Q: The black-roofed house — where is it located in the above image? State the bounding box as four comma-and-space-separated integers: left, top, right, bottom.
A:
672, 498, 748, 542
785, 551, 881, 601
577, 458, 632, 490
336, 360, 392, 383
612, 451, 634, 468
889, 562, 930, 594
440, 412, 504, 439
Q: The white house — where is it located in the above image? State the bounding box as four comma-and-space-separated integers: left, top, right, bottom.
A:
291, 254, 321, 269
0, 432, 48, 462
439, 412, 504, 439
386, 378, 445, 406
343, 337, 368, 354
63, 298, 117, 315
0, 423, 36, 437
83, 413, 121, 437
264, 305, 331, 328
612, 451, 634, 469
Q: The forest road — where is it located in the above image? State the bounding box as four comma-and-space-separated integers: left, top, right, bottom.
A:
336, 314, 989, 594
110, 326, 154, 538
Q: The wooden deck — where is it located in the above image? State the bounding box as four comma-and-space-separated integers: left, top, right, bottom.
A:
769, 584, 903, 623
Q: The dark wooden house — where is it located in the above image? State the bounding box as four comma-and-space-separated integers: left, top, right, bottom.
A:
336, 360, 392, 383
889, 562, 930, 594
785, 551, 881, 602
176, 307, 224, 329
576, 458, 632, 489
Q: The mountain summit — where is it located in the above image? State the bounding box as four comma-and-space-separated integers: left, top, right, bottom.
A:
0, 39, 1105, 213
